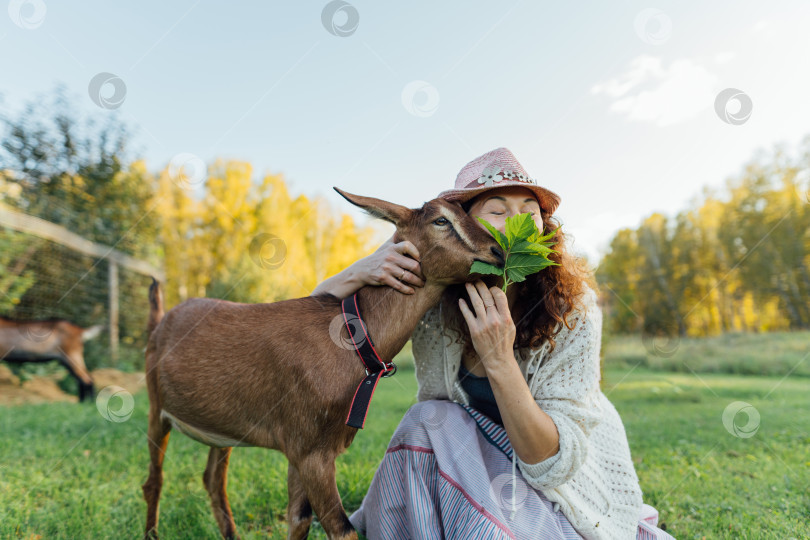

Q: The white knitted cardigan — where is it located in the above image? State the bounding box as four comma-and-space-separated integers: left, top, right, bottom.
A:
410, 284, 643, 540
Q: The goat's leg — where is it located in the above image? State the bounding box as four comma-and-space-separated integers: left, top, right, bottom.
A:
142, 411, 171, 539
62, 352, 94, 401
286, 462, 313, 540
78, 378, 95, 402
58, 355, 94, 402
297, 455, 357, 540
77, 376, 87, 402
203, 446, 239, 539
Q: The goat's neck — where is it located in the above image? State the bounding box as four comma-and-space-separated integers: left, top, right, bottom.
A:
354, 281, 446, 361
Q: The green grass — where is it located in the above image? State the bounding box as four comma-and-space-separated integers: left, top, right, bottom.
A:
603, 330, 810, 377
603, 368, 809, 539
1, 352, 808, 539
0, 350, 421, 540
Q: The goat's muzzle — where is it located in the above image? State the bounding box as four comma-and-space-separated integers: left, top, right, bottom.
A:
474, 246, 505, 269
490, 246, 505, 266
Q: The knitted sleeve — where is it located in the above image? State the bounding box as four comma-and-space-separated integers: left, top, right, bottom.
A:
411, 305, 450, 401
515, 285, 605, 490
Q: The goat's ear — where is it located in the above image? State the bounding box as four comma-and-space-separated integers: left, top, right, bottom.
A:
333, 187, 412, 226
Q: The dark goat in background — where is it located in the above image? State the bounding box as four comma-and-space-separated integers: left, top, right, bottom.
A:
0, 316, 102, 401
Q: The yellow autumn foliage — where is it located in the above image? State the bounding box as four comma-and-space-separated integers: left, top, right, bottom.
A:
154, 159, 376, 309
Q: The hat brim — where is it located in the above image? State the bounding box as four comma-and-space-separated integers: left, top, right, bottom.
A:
437, 182, 561, 215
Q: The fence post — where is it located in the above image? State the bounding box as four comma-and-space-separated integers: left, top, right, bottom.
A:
108, 260, 119, 366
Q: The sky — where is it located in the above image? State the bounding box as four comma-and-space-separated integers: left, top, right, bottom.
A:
2, 0, 810, 268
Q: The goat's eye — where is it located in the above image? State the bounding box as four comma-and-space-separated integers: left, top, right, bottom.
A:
433, 217, 449, 226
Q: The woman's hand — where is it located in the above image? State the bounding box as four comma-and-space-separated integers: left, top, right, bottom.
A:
310, 235, 424, 298
360, 235, 425, 294
458, 280, 516, 372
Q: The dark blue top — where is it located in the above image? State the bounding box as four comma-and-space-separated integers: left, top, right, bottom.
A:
458, 363, 503, 425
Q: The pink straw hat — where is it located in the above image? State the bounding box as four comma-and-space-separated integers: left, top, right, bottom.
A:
437, 147, 561, 215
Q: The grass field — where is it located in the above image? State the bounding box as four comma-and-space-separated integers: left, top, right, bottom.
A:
603, 330, 810, 378
1, 353, 808, 539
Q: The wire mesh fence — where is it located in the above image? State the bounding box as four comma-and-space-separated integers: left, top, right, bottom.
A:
1, 193, 161, 373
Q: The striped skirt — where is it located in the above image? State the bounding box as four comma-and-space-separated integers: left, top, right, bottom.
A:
348, 400, 675, 540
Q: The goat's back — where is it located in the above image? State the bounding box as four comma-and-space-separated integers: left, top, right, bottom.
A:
0, 317, 84, 358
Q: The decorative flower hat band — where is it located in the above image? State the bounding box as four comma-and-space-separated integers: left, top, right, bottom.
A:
476, 165, 537, 187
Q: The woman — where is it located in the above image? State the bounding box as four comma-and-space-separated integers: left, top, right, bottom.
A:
312, 148, 674, 539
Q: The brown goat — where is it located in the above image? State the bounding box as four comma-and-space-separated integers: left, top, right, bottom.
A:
142, 188, 505, 539
0, 316, 101, 401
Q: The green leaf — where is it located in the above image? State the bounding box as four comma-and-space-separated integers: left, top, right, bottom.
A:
470, 213, 560, 292
469, 260, 503, 276
511, 239, 555, 257
506, 259, 558, 283
504, 253, 557, 282
532, 224, 561, 243
525, 225, 556, 244
504, 213, 536, 244
475, 216, 509, 249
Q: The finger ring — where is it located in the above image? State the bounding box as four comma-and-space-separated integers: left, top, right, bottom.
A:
484, 302, 495, 308
399, 271, 406, 280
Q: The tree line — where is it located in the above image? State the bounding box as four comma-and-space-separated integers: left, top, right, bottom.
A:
596, 137, 810, 337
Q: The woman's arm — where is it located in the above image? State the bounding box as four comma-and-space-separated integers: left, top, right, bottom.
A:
458, 281, 560, 462
310, 234, 426, 298
459, 281, 603, 488
489, 360, 561, 462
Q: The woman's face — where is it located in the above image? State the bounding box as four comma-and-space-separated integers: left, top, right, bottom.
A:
467, 186, 543, 234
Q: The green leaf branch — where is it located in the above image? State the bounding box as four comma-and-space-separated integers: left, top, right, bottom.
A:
469, 213, 561, 292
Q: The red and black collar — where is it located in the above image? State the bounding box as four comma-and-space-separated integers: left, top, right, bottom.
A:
341, 293, 396, 429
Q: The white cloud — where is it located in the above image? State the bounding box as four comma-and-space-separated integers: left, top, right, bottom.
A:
591, 55, 718, 126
